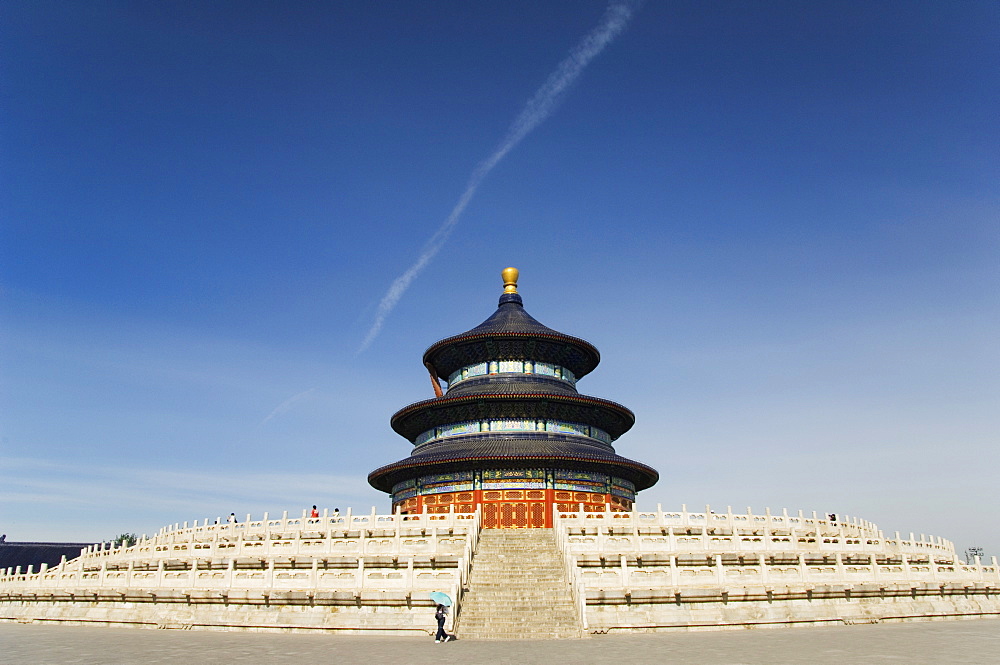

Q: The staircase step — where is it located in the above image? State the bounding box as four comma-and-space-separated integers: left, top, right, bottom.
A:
457, 528, 581, 640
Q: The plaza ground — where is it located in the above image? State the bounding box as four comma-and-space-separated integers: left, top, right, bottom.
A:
1, 618, 998, 665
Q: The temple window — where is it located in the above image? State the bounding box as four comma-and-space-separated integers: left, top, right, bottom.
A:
446, 360, 577, 388
414, 419, 611, 446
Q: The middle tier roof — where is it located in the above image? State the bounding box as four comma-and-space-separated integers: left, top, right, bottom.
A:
390, 384, 636, 443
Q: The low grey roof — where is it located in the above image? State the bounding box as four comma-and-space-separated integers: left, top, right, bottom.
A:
0, 543, 90, 570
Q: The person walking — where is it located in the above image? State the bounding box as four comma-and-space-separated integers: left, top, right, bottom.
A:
434, 604, 453, 642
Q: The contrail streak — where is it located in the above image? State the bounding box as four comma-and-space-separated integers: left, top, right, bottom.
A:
259, 387, 316, 427
359, 0, 641, 352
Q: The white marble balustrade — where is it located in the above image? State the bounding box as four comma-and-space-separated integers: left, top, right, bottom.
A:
0, 508, 481, 606
552, 504, 999, 592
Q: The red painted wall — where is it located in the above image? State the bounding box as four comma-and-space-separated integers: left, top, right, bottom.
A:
393, 489, 632, 528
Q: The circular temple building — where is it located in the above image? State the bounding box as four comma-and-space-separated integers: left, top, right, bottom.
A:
368, 268, 658, 528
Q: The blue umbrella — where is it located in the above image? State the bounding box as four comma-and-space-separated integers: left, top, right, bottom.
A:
429, 591, 452, 607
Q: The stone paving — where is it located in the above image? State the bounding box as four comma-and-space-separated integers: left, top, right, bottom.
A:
1, 619, 999, 665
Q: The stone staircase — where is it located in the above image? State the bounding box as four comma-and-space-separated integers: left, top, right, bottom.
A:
457, 529, 582, 640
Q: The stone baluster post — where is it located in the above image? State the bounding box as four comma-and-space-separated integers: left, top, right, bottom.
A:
473, 504, 482, 549
393, 517, 402, 554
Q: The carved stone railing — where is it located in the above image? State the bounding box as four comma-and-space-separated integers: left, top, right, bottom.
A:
553, 504, 999, 593
0, 507, 482, 614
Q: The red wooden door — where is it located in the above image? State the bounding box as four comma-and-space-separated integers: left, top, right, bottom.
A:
482, 503, 498, 528
530, 502, 546, 528
512, 502, 528, 527
499, 502, 515, 527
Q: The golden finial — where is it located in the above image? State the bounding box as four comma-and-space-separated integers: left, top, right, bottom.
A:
501, 267, 519, 294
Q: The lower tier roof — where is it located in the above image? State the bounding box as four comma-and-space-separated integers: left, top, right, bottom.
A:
368, 434, 659, 493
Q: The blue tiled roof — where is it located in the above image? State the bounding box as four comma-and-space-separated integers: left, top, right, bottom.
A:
369, 280, 659, 498
368, 434, 659, 493
423, 293, 601, 379
390, 391, 635, 441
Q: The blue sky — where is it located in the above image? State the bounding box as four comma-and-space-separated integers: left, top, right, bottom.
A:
2, 2, 997, 557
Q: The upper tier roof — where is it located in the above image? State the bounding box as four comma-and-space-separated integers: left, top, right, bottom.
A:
424, 292, 601, 380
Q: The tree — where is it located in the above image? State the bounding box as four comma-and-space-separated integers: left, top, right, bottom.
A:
112, 533, 137, 548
